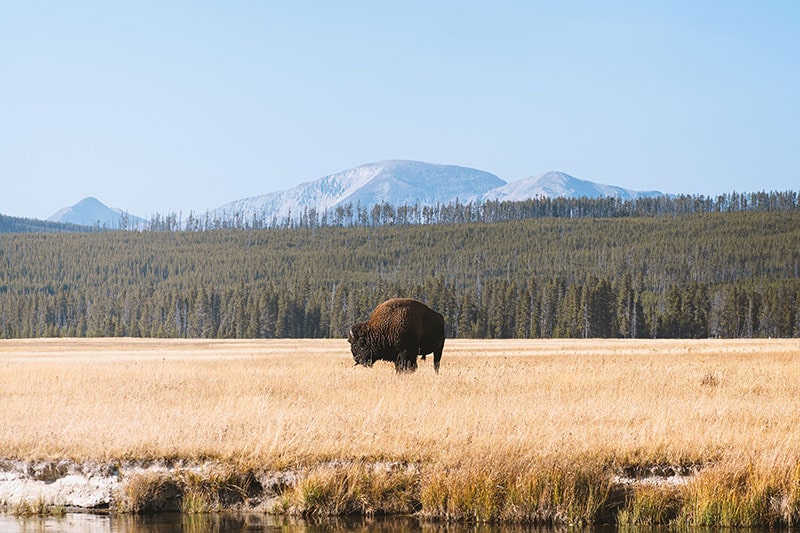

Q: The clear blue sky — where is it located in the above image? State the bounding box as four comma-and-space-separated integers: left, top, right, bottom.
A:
2, 1, 798, 219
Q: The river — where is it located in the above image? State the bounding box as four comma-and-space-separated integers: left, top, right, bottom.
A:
0, 512, 611, 532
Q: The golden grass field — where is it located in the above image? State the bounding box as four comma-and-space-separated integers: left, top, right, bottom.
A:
2, 337, 800, 524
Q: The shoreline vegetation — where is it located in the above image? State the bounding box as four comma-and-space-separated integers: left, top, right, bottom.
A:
2, 338, 800, 526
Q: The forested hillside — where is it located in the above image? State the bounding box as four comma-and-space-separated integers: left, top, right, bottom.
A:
1, 210, 798, 339
0, 214, 92, 234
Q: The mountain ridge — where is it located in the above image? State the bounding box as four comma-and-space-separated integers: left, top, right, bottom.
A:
44, 161, 665, 227
211, 160, 663, 223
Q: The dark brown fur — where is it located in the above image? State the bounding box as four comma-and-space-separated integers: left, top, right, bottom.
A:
348, 298, 445, 373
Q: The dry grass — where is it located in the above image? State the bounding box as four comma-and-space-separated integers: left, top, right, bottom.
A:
2, 337, 800, 523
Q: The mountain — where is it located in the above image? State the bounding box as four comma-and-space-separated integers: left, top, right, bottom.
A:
48, 197, 146, 229
212, 160, 505, 222
213, 161, 664, 224
480, 171, 664, 202
46, 163, 665, 229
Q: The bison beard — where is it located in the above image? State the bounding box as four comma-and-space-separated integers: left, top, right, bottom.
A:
348, 298, 445, 373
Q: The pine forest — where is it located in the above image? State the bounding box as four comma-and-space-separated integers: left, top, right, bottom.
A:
1, 193, 799, 340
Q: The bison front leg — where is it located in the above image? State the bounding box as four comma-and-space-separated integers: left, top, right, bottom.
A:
395, 349, 418, 373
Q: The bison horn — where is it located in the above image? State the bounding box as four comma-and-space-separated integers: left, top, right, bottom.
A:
348, 328, 354, 340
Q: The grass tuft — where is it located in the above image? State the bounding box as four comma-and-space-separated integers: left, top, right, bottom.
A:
114, 464, 257, 514
179, 464, 254, 513
677, 465, 781, 527
280, 462, 419, 517
115, 471, 181, 513
420, 458, 618, 524
618, 484, 682, 525
11, 495, 66, 517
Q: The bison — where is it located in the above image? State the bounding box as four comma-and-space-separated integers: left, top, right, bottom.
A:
348, 298, 445, 373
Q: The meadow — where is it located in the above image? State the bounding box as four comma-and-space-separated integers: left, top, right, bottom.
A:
2, 337, 800, 525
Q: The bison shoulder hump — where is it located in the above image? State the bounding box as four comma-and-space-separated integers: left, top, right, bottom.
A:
370, 298, 431, 327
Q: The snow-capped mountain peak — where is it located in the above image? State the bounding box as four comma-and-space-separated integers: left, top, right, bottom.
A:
482, 171, 663, 202
212, 160, 505, 222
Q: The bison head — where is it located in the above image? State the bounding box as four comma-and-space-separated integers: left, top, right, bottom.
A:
348, 323, 373, 367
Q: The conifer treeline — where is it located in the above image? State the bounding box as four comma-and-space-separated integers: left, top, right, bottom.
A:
1, 211, 798, 339
157, 190, 799, 231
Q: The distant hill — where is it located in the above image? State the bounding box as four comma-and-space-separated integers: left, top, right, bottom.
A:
48, 197, 146, 229
0, 214, 92, 234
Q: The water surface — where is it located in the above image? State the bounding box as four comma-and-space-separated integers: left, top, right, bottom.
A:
0, 513, 590, 532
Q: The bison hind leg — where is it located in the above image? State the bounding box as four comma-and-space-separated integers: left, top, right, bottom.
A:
433, 343, 444, 374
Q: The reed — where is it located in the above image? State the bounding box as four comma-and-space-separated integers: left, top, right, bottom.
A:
1, 337, 800, 524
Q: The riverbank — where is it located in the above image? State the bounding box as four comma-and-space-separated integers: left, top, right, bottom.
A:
0, 457, 688, 519
3, 457, 800, 527
2, 338, 800, 526
0, 459, 293, 514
